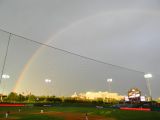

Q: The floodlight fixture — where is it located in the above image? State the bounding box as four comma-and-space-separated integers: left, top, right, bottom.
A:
107, 78, 112, 82
45, 79, 51, 83
144, 74, 152, 79
2, 74, 10, 79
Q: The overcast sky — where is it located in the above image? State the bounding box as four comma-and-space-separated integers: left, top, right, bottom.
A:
0, 0, 160, 98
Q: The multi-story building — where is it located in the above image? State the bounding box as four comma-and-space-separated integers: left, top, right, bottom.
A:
71, 91, 124, 101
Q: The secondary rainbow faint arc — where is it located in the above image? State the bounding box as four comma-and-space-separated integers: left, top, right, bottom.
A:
13, 10, 157, 93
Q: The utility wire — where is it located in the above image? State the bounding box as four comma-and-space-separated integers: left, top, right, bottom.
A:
0, 28, 145, 74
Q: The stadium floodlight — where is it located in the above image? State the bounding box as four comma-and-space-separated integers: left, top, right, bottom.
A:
144, 74, 152, 79
1, 74, 10, 101
107, 78, 112, 82
144, 73, 152, 101
44, 79, 52, 96
2, 74, 10, 79
107, 78, 112, 92
45, 79, 51, 83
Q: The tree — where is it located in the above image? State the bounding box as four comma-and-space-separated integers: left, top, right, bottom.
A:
7, 92, 18, 102
17, 94, 25, 102
28, 94, 36, 102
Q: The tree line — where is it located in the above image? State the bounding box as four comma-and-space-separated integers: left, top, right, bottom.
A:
1, 92, 119, 105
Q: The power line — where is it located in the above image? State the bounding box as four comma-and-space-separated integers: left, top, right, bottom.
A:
0, 28, 145, 74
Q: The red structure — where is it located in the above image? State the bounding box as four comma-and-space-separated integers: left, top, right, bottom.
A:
0, 103, 25, 107
120, 107, 151, 111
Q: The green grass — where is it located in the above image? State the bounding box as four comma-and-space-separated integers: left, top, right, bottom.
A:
0, 106, 160, 120
0, 113, 63, 120
46, 106, 160, 120
19, 114, 63, 120
0, 107, 64, 120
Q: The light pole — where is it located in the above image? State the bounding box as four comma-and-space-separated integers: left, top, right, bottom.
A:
107, 78, 112, 92
107, 78, 112, 103
144, 73, 152, 101
1, 74, 10, 101
45, 79, 52, 96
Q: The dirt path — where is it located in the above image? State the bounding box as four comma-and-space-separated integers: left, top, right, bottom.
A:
44, 111, 115, 120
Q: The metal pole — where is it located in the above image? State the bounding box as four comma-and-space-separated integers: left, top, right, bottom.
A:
0, 33, 11, 83
108, 82, 111, 92
147, 78, 152, 100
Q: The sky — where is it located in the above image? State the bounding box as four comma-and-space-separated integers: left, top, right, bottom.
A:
0, 0, 160, 98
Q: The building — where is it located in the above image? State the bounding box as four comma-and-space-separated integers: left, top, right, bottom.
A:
0, 94, 7, 102
71, 91, 124, 101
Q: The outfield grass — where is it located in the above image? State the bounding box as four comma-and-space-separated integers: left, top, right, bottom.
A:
48, 106, 160, 120
0, 113, 63, 120
0, 106, 64, 120
0, 106, 160, 120
18, 114, 63, 120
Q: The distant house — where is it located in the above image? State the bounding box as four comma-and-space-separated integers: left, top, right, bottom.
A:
0, 94, 7, 102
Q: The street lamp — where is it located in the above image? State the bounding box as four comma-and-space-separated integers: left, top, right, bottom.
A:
144, 73, 152, 101
107, 78, 112, 92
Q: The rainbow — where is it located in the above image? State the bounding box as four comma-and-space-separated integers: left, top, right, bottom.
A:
13, 10, 157, 93
13, 12, 98, 92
